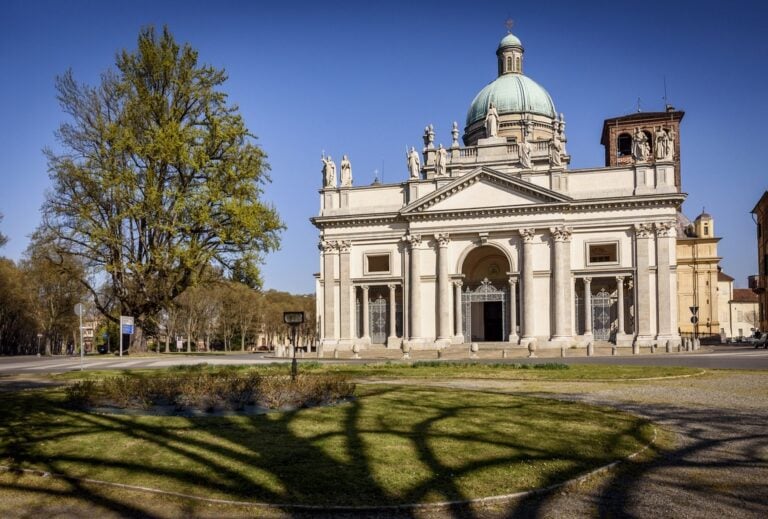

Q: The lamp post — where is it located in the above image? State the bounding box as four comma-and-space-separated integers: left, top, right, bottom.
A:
283, 311, 305, 381
74, 303, 85, 370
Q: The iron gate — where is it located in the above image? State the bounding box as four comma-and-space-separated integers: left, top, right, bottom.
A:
370, 295, 387, 344
461, 278, 507, 341
591, 288, 615, 341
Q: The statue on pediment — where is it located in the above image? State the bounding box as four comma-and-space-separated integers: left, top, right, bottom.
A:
406, 146, 421, 179
485, 102, 499, 138
321, 154, 336, 188
340, 155, 352, 187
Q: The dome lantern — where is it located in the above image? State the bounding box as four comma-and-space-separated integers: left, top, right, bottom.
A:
497, 32, 524, 75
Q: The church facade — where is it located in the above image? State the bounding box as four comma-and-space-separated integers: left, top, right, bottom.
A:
311, 32, 684, 351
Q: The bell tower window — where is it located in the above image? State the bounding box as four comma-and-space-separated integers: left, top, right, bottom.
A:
516, 56, 520, 71
506, 56, 512, 72
617, 133, 632, 156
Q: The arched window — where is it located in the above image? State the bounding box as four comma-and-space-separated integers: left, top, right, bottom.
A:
506, 56, 512, 71
617, 133, 632, 156
516, 56, 520, 70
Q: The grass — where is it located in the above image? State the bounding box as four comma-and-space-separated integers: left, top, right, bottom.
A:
0, 382, 653, 508
52, 361, 702, 382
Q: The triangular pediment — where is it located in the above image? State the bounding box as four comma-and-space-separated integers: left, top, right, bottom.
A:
401, 167, 571, 215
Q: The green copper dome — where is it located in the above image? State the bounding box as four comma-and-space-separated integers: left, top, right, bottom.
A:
466, 74, 556, 126
498, 33, 522, 49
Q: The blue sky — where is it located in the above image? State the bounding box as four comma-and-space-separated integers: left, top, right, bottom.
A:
1, 0, 766, 293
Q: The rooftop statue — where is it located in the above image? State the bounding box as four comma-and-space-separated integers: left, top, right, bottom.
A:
485, 102, 499, 138
407, 146, 421, 179
632, 128, 650, 162
519, 122, 532, 169
321, 154, 336, 188
340, 155, 352, 187
435, 144, 448, 177
550, 132, 563, 167
656, 127, 674, 161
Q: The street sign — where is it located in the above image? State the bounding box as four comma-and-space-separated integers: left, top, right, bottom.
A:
120, 315, 134, 335
283, 311, 305, 325
690, 316, 699, 324
74, 303, 85, 316
689, 306, 699, 315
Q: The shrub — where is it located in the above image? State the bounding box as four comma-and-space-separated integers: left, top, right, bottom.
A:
66, 371, 355, 413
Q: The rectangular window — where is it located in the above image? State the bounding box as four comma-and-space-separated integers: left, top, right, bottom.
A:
365, 254, 390, 274
587, 242, 618, 264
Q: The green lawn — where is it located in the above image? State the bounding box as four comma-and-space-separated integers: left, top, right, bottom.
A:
53, 361, 702, 382
0, 383, 654, 506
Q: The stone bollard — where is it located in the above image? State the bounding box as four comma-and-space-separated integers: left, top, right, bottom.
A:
612, 345, 618, 356
527, 339, 537, 358
352, 343, 360, 360
587, 341, 594, 357
317, 343, 324, 358
650, 344, 656, 354
289, 345, 295, 358
694, 338, 701, 350
561, 346, 566, 358
470, 342, 479, 359
666, 340, 672, 353
333, 348, 339, 359
502, 349, 508, 359
437, 350, 443, 359
401, 342, 411, 360
632, 342, 640, 355
685, 338, 692, 352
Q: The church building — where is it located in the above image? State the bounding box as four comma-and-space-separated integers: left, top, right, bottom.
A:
311, 31, 684, 351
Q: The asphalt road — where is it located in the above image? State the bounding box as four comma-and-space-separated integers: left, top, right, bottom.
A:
1, 345, 767, 374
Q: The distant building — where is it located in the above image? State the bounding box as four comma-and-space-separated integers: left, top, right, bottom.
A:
750, 191, 768, 330
675, 210, 722, 336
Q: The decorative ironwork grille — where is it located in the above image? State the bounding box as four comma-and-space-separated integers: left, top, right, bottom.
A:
461, 278, 507, 341
370, 295, 388, 344
591, 288, 615, 341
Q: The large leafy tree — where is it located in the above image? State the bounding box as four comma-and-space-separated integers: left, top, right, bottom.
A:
0, 212, 7, 248
41, 27, 283, 348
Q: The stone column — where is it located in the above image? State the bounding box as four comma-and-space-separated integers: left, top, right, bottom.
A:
634, 224, 654, 346
435, 233, 451, 344
550, 226, 573, 342
361, 285, 370, 342
616, 276, 626, 337
520, 228, 536, 345
508, 276, 519, 343
453, 280, 464, 342
320, 240, 337, 345
338, 241, 352, 346
387, 283, 397, 341
583, 276, 593, 337
655, 222, 677, 342
403, 234, 423, 342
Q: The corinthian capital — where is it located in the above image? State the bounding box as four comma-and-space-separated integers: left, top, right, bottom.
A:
318, 239, 337, 253
550, 226, 573, 242
402, 233, 422, 248
633, 223, 653, 238
519, 228, 536, 243
654, 221, 676, 238
337, 240, 352, 253
434, 232, 450, 247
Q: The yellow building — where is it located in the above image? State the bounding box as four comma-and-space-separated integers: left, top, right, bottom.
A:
676, 211, 722, 337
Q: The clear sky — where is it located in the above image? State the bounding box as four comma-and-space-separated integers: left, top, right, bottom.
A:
1, 0, 766, 294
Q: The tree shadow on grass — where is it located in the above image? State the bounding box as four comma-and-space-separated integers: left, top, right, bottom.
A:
0, 385, 656, 518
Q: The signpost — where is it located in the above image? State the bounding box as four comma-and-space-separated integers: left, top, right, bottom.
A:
689, 306, 699, 342
119, 316, 134, 357
74, 303, 85, 370
283, 311, 305, 381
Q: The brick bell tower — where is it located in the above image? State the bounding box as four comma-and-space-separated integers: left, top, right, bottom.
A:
600, 106, 684, 191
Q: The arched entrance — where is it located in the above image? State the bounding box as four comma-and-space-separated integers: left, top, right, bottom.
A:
460, 246, 513, 342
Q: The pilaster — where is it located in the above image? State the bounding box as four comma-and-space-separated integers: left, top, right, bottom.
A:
319, 240, 338, 346
550, 226, 573, 343
634, 224, 654, 347
435, 233, 452, 346
520, 228, 536, 346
